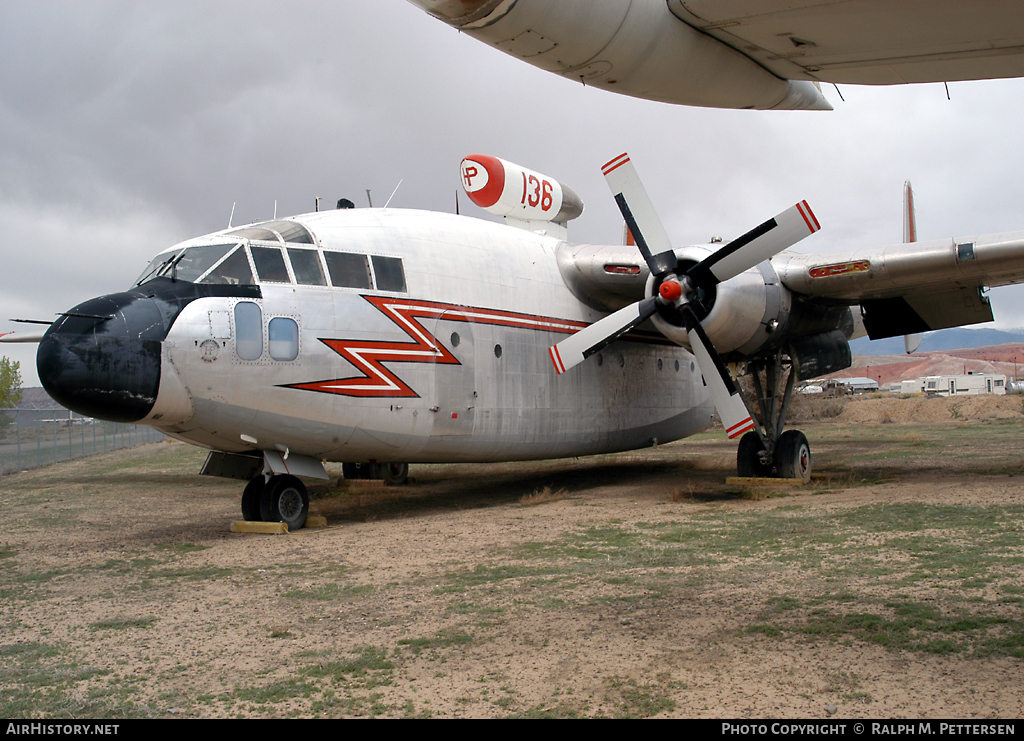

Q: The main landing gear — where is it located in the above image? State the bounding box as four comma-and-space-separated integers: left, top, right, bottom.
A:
734, 353, 812, 483
241, 474, 309, 530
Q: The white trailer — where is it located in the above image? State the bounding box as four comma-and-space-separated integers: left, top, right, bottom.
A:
900, 373, 1007, 396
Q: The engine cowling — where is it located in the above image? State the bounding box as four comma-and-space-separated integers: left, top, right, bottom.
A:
647, 247, 855, 372
646, 246, 790, 357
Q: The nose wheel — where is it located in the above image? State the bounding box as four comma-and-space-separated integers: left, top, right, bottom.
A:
240, 474, 309, 530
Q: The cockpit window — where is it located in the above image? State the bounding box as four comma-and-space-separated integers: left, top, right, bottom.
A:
250, 245, 291, 283
287, 248, 327, 286
228, 226, 279, 242
198, 246, 255, 286
227, 220, 315, 245
371, 255, 407, 292
324, 251, 372, 289
161, 245, 235, 286
135, 249, 183, 286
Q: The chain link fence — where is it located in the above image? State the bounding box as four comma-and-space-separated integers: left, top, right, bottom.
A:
0, 407, 165, 475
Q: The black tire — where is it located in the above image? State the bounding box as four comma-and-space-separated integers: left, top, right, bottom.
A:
776, 429, 811, 483
736, 431, 772, 478
377, 462, 409, 486
259, 474, 309, 530
241, 476, 264, 522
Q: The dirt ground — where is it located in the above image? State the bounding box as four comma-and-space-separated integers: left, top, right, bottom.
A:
2, 395, 1023, 718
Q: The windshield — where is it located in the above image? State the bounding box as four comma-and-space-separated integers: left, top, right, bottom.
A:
135, 242, 251, 286
135, 249, 183, 286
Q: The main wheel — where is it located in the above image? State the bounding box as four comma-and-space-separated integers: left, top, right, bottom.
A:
259, 474, 309, 530
241, 476, 265, 522
737, 432, 772, 478
776, 429, 811, 483
376, 462, 409, 486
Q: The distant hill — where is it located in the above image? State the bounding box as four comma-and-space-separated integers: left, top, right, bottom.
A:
12, 387, 62, 411
850, 328, 1024, 356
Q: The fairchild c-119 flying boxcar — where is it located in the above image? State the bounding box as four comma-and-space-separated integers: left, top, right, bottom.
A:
7, 153, 1024, 530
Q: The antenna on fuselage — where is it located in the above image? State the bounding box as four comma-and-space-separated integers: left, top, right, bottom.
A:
274, 200, 277, 219
227, 202, 236, 228
366, 189, 373, 208
383, 179, 403, 209
315, 197, 321, 213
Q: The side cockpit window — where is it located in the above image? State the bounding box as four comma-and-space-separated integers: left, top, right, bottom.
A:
371, 255, 407, 293
250, 245, 291, 283
324, 252, 372, 289
287, 248, 327, 286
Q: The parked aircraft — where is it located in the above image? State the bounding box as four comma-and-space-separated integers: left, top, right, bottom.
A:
6, 153, 1024, 530
409, 0, 1024, 110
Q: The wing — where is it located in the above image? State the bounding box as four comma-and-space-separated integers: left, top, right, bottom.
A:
773, 232, 1024, 339
672, 0, 1024, 86
411, 0, 1024, 110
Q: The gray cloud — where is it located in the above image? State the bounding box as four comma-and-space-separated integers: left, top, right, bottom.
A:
3, 1, 1024, 385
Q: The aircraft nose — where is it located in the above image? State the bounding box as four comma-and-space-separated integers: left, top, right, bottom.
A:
37, 292, 166, 423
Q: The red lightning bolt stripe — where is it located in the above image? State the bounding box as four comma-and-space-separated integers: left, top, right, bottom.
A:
286, 296, 589, 398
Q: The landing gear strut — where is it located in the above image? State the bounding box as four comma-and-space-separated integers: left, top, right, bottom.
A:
734, 352, 812, 483
240, 473, 309, 530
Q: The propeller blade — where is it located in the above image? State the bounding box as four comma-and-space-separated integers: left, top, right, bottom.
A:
688, 201, 819, 287
682, 306, 755, 439
602, 153, 677, 276
550, 297, 658, 375
0, 329, 47, 343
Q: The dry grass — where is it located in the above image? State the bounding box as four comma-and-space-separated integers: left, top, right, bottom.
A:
519, 486, 569, 506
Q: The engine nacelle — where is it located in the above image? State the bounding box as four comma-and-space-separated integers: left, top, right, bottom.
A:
648, 246, 791, 357
647, 247, 856, 367
461, 154, 583, 224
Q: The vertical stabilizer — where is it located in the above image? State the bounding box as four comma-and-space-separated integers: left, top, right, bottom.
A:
903, 180, 924, 354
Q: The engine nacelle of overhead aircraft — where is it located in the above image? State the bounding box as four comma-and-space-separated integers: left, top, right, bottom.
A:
461, 154, 583, 224
647, 246, 854, 373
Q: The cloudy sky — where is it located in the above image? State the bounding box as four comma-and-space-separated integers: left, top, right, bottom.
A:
4, 1, 1024, 386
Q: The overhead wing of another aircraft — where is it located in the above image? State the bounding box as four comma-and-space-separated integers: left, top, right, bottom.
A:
409, 0, 1024, 110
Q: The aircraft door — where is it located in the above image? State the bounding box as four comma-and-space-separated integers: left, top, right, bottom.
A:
431, 313, 475, 436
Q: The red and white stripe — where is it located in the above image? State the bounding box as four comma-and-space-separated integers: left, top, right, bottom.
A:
601, 153, 631, 176
795, 200, 820, 234
549, 345, 567, 375
726, 416, 756, 439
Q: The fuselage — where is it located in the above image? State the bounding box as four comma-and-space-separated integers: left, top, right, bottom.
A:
38, 208, 714, 464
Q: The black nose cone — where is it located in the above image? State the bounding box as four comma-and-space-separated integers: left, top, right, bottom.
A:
37, 293, 164, 423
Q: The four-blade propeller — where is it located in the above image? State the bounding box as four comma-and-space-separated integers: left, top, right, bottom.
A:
550, 153, 820, 439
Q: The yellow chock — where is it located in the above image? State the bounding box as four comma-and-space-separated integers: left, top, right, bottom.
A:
725, 477, 807, 487
231, 520, 289, 534
305, 515, 328, 528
